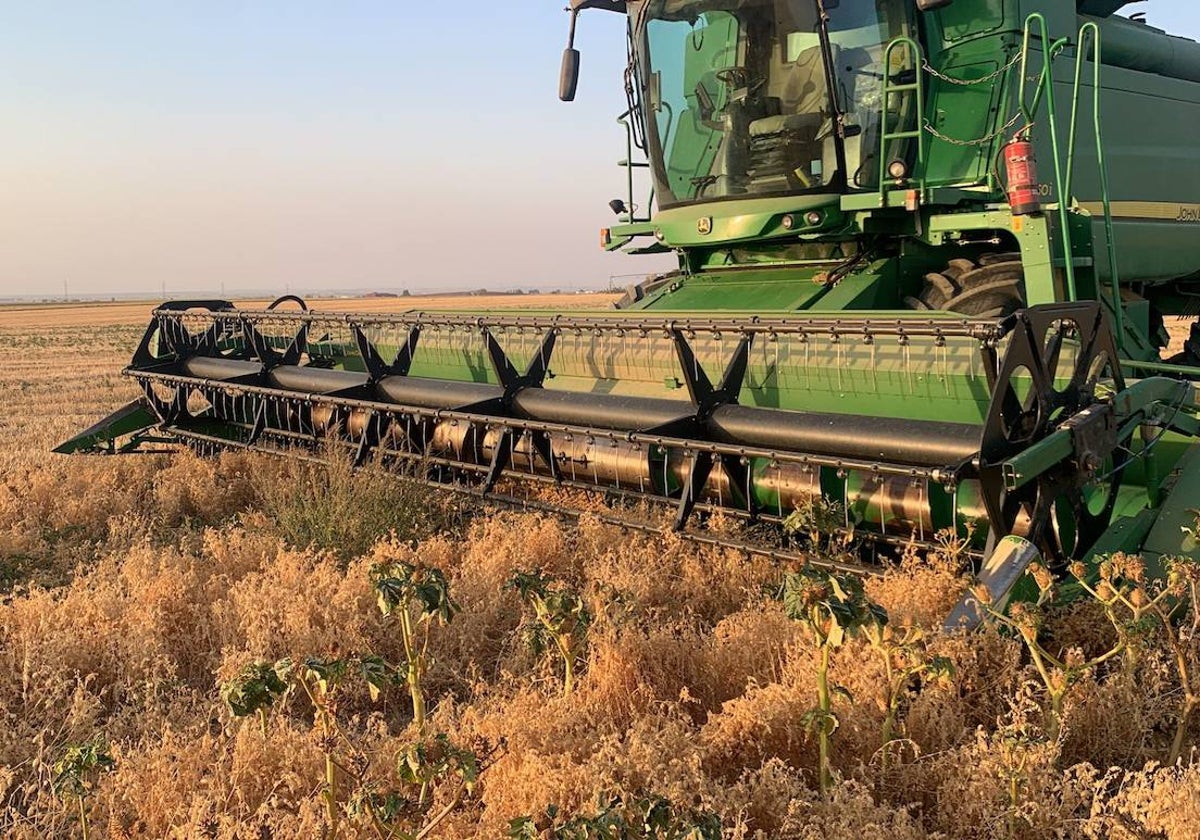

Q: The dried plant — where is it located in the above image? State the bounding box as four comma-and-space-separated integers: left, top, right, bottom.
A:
1069, 553, 1200, 764
0, 312, 1198, 837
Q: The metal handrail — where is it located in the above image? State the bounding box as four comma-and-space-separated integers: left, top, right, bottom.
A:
878, 36, 926, 199
1066, 21, 1123, 340
1019, 13, 1077, 301
617, 108, 654, 223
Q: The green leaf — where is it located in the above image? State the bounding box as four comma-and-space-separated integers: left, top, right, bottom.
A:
505, 817, 539, 839
302, 656, 349, 696
221, 660, 292, 718
52, 737, 116, 799
395, 732, 479, 798
357, 654, 399, 702
506, 569, 550, 601
799, 706, 839, 736
926, 655, 956, 682
373, 560, 457, 625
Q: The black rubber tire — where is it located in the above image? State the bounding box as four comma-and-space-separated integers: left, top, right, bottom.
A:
904, 255, 1026, 319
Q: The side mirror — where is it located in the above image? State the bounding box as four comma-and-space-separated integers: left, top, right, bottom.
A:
916, 0, 953, 10
560, 48, 581, 102
559, 9, 582, 102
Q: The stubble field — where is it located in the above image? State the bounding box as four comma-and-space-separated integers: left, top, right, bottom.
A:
0, 296, 1198, 839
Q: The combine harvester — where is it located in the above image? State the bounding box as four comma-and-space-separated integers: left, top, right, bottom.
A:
61, 0, 1200, 617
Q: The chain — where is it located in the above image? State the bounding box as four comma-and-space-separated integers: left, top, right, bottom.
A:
924, 111, 1023, 147
922, 51, 1022, 87
906, 50, 1025, 146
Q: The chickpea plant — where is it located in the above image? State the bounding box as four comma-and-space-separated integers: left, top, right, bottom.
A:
507, 569, 592, 696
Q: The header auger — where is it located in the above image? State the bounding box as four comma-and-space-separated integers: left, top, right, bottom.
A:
62, 0, 1200, 617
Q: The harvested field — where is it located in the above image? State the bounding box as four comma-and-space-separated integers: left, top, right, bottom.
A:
0, 299, 1198, 839
0, 292, 621, 330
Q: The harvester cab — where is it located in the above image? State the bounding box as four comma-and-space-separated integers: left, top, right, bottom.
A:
60, 0, 1200, 620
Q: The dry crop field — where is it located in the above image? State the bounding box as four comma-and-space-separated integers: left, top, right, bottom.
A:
0, 296, 1198, 839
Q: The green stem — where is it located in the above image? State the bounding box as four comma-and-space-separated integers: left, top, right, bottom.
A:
1025, 641, 1064, 742
365, 805, 391, 840
1165, 617, 1196, 765
325, 744, 339, 840
880, 704, 897, 792
1007, 774, 1021, 839
78, 794, 89, 840
817, 644, 832, 794
1086, 641, 1127, 670
1048, 690, 1065, 744
415, 789, 465, 840
557, 636, 575, 696
878, 655, 898, 795
399, 609, 426, 730
297, 676, 341, 840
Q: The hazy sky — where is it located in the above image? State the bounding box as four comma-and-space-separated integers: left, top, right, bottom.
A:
2, 3, 1198, 298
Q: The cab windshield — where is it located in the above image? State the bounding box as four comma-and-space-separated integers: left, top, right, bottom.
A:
637, 0, 909, 207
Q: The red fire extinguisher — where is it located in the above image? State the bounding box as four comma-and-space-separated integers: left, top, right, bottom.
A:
1004, 136, 1041, 216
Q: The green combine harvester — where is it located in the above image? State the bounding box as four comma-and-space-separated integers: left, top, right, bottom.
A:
61, 0, 1200, 621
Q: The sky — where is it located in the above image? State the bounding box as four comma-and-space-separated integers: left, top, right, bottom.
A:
1, 2, 1198, 299
0, 2, 667, 298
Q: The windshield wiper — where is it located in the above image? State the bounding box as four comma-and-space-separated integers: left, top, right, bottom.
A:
815, 0, 850, 189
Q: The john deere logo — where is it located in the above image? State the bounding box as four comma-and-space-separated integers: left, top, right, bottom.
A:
697, 217, 713, 235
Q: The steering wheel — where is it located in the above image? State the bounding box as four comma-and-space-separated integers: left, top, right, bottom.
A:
714, 67, 749, 89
